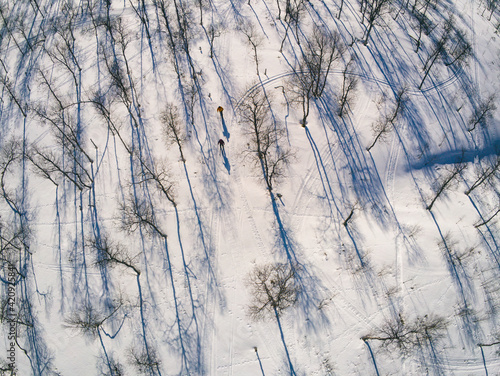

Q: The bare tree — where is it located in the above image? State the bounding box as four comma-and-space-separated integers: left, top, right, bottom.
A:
342, 202, 358, 227
161, 103, 187, 162
468, 94, 496, 132
129, 0, 156, 68
418, 19, 452, 89
474, 200, 500, 228
444, 28, 472, 67
247, 262, 302, 319
426, 163, 467, 211
362, 314, 448, 356
65, 300, 125, 339
88, 228, 165, 375
240, 21, 264, 76
411, 0, 437, 15
0, 215, 26, 280
337, 56, 359, 118
32, 101, 93, 163
282, 0, 307, 23
247, 262, 301, 375
0, 72, 28, 117
181, 82, 194, 126
0, 140, 55, 374
99, 17, 144, 130
366, 87, 408, 151
90, 91, 131, 154
88, 233, 141, 276
362, 0, 393, 45
438, 232, 477, 273
0, 139, 24, 213
338, 0, 347, 19
409, 8, 434, 52
478, 335, 500, 376
466, 155, 500, 195
119, 195, 165, 238
155, 0, 182, 78
288, 69, 314, 126
482, 0, 499, 20
278, 0, 307, 51
128, 346, 162, 376
168, 0, 199, 82
207, 22, 222, 59
98, 356, 125, 376
0, 3, 24, 55
26, 144, 91, 190
301, 26, 345, 99
288, 27, 345, 125
137, 155, 177, 207
418, 16, 471, 89
239, 89, 292, 192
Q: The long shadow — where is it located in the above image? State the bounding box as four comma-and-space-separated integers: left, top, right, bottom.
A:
172, 203, 204, 373
275, 86, 291, 143
409, 140, 500, 170
480, 345, 490, 376
268, 190, 330, 334
134, 0, 157, 72
343, 222, 366, 269
160, 234, 212, 375
429, 210, 479, 347
154, 10, 227, 208
137, 34, 224, 369
13, 133, 55, 376
88, 187, 114, 308
419, 85, 467, 152
135, 271, 164, 376
305, 122, 377, 277
19, 278, 55, 376
9, 2, 46, 104
118, 79, 177, 376
221, 148, 231, 174
248, 3, 269, 38
220, 112, 230, 140
183, 78, 225, 208
420, 331, 446, 376
304, 127, 336, 218
182, 162, 220, 294
431, 211, 474, 301
363, 339, 381, 376
54, 186, 66, 313
254, 347, 267, 376
317, 94, 388, 224
97, 329, 125, 376
271, 196, 293, 259
201, 19, 236, 114
274, 308, 297, 376
467, 196, 499, 267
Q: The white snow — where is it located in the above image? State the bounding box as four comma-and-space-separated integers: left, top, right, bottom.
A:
0, 0, 499, 375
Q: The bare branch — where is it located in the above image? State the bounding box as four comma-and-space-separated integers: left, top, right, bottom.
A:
247, 262, 302, 320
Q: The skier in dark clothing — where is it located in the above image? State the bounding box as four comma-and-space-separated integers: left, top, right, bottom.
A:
218, 139, 225, 151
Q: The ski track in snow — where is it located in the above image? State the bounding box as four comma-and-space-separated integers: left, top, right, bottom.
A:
235, 68, 462, 114
385, 131, 405, 312
385, 133, 400, 203
1, 0, 499, 374
232, 168, 267, 257
289, 138, 344, 233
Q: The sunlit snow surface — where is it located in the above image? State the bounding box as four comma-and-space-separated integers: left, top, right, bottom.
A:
0, 0, 499, 374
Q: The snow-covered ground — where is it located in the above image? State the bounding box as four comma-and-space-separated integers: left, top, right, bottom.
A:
0, 0, 499, 374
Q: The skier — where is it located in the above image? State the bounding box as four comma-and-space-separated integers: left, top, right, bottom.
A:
218, 139, 225, 151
